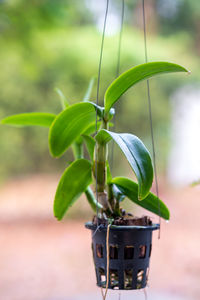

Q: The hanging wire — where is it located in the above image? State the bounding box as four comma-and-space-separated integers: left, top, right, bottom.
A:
143, 287, 148, 300
95, 0, 110, 221
142, 0, 161, 238
110, 0, 125, 171
115, 0, 125, 79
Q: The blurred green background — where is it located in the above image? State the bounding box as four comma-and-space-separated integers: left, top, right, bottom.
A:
0, 0, 199, 181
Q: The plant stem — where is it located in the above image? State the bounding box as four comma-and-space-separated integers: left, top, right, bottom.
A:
95, 119, 108, 193
85, 186, 102, 211
108, 183, 115, 211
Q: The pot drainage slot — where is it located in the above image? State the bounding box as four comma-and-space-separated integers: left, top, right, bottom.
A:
139, 245, 146, 258
109, 245, 118, 259
124, 246, 134, 259
96, 244, 103, 258
124, 269, 133, 289
109, 269, 119, 288
137, 269, 144, 289
99, 268, 106, 287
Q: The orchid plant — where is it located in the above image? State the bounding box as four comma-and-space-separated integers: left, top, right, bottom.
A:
1, 62, 188, 221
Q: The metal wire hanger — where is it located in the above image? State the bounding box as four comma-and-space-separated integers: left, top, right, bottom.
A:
142, 0, 161, 239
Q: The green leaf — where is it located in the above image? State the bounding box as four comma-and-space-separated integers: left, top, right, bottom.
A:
54, 159, 92, 220
49, 102, 96, 157
112, 184, 126, 202
82, 134, 95, 160
106, 161, 112, 184
1, 112, 56, 127
83, 77, 95, 101
82, 121, 101, 135
85, 187, 102, 212
87, 101, 115, 121
96, 129, 153, 199
82, 121, 113, 136
55, 87, 70, 109
112, 177, 170, 220
104, 61, 188, 113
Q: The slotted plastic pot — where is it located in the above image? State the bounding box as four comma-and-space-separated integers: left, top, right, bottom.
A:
85, 222, 159, 290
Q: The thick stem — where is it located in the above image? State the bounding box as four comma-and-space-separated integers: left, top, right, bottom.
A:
95, 119, 108, 193
108, 184, 115, 211
85, 186, 102, 212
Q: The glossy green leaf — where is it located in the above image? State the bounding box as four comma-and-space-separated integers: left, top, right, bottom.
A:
87, 101, 115, 121
104, 61, 188, 113
49, 102, 96, 157
96, 129, 153, 199
1, 112, 56, 127
83, 77, 95, 101
112, 177, 170, 220
54, 159, 92, 220
85, 186, 102, 211
112, 184, 126, 202
82, 121, 101, 135
82, 135, 95, 160
82, 121, 113, 136
55, 87, 70, 109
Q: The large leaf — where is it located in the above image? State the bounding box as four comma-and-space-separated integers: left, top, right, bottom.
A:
54, 159, 92, 220
96, 129, 153, 199
49, 102, 96, 157
112, 177, 170, 220
104, 61, 188, 113
1, 112, 56, 127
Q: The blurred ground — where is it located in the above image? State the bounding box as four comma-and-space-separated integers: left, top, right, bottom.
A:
0, 175, 199, 300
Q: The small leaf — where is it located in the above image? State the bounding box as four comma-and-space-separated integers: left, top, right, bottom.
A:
112, 177, 170, 220
87, 101, 115, 121
54, 159, 92, 220
55, 87, 70, 109
83, 77, 95, 101
49, 102, 96, 157
1, 112, 56, 127
104, 61, 188, 113
82, 121, 101, 135
96, 130, 153, 199
87, 101, 104, 118
112, 184, 125, 202
82, 121, 113, 136
82, 135, 95, 160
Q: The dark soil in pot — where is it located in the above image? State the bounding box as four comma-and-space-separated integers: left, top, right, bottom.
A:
85, 215, 159, 290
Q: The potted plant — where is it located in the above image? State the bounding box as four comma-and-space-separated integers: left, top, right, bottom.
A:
1, 61, 188, 290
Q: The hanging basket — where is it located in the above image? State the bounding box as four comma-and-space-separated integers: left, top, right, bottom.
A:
85, 222, 159, 290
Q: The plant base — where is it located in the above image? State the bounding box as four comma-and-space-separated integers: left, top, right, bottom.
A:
85, 221, 159, 290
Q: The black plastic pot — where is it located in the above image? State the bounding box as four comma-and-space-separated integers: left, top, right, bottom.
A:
85, 222, 159, 290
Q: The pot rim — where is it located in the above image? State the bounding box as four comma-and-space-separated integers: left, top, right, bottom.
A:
85, 221, 159, 232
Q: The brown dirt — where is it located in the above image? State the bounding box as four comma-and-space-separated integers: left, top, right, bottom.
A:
93, 215, 153, 226
0, 174, 200, 300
